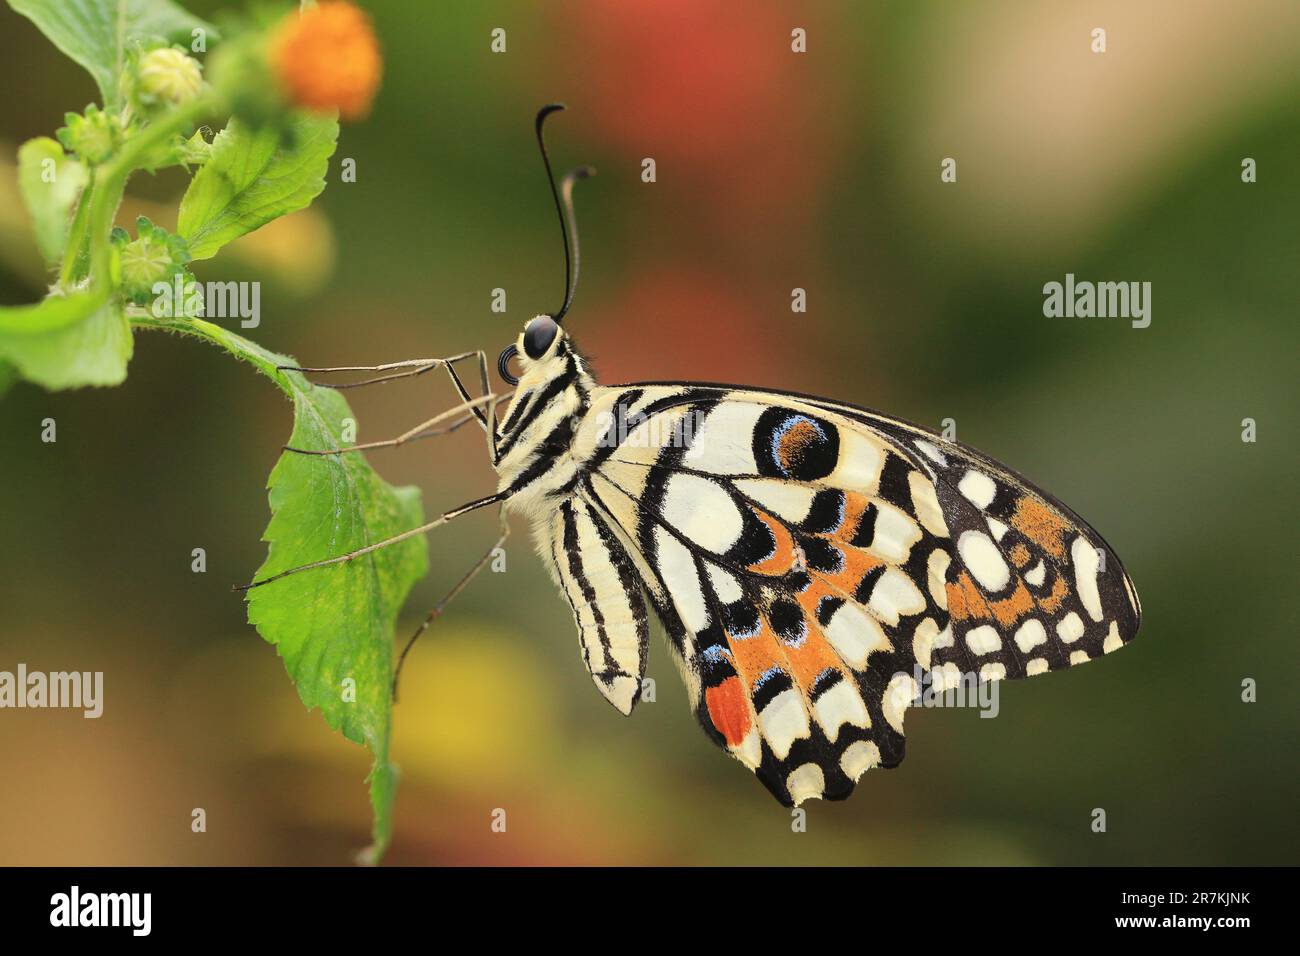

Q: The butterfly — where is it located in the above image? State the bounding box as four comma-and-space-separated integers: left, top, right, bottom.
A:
246, 105, 1142, 807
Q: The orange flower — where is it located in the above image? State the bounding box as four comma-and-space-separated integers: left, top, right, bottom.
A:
270, 2, 382, 120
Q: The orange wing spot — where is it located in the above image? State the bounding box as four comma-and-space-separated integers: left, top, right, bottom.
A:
794, 576, 831, 611
835, 491, 872, 541
990, 580, 1035, 627
705, 677, 752, 747
1010, 497, 1071, 559
727, 620, 789, 690
947, 571, 993, 622
780, 618, 845, 691
1009, 543, 1032, 568
748, 509, 799, 576
777, 419, 821, 473
1037, 575, 1069, 613
821, 544, 885, 596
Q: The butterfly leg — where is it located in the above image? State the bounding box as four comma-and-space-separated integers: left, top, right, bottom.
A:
465, 350, 500, 460
282, 350, 502, 443
391, 507, 510, 701
281, 391, 507, 456
233, 490, 508, 592
439, 351, 493, 433
278, 352, 482, 390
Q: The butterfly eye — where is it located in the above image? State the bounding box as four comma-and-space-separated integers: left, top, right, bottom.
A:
523, 315, 559, 359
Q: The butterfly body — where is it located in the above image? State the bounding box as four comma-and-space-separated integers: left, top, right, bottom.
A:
493, 317, 1142, 806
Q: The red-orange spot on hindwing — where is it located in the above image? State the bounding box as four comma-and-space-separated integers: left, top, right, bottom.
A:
705, 676, 751, 747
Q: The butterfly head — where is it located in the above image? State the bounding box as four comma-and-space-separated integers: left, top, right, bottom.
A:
492, 312, 593, 476
510, 314, 566, 381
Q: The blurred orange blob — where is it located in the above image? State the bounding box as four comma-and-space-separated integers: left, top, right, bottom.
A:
583, 269, 814, 387
271, 1, 382, 119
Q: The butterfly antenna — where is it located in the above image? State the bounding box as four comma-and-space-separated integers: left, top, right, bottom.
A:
535, 103, 595, 323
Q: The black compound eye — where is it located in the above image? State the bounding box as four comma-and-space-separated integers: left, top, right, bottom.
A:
523, 315, 559, 359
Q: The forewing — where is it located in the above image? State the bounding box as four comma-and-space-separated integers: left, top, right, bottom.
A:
797, 398, 1144, 684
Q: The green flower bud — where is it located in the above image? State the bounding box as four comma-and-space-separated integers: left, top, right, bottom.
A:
118, 217, 194, 306
55, 104, 119, 165
137, 48, 204, 106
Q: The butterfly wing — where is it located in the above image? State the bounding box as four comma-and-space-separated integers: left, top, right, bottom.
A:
566, 383, 1140, 805
822, 401, 1143, 683
542, 496, 651, 715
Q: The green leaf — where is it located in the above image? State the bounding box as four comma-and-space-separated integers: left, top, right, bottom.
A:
177, 115, 339, 260
17, 137, 89, 269
0, 289, 131, 389
136, 316, 427, 862
7, 0, 216, 107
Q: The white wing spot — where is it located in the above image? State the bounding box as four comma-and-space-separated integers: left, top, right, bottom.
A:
965, 624, 1002, 655
786, 763, 825, 805
980, 662, 1007, 682
663, 473, 742, 554
912, 617, 940, 670
1071, 536, 1104, 622
839, 740, 881, 780
1102, 621, 1123, 653
958, 470, 997, 509
928, 548, 951, 610
734, 727, 762, 769
867, 569, 926, 625
758, 688, 810, 760
812, 680, 870, 741
1026, 657, 1049, 676
1056, 611, 1085, 643
958, 530, 1011, 592
824, 601, 890, 669
1025, 560, 1046, 587
680, 402, 764, 473
733, 479, 817, 525
654, 528, 708, 633
883, 673, 918, 733
868, 503, 921, 563
1013, 618, 1047, 653
915, 440, 947, 465
706, 562, 745, 604
908, 471, 949, 537
833, 428, 885, 493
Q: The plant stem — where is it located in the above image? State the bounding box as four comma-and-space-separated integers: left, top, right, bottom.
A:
85, 96, 214, 297
58, 170, 95, 287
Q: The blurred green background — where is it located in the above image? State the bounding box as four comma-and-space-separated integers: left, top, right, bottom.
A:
0, 0, 1296, 865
